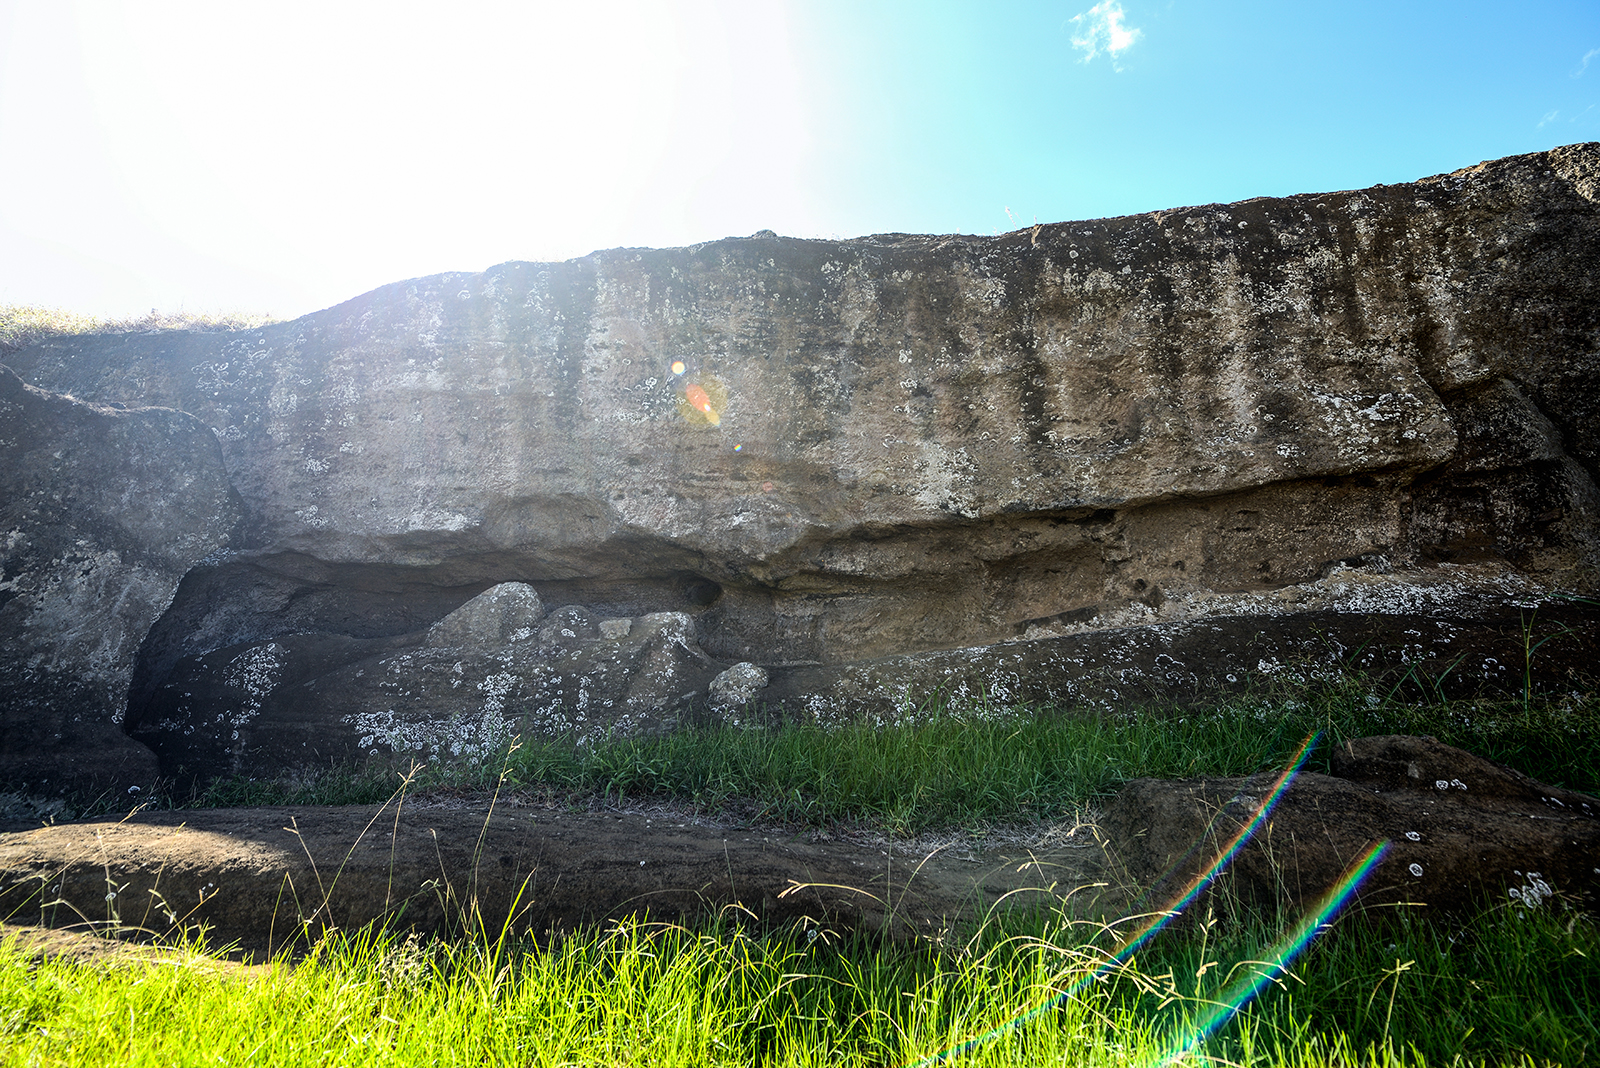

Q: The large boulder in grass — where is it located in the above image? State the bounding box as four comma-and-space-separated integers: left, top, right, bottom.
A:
3, 145, 1600, 791
1100, 735, 1600, 921
128, 582, 725, 786
0, 365, 241, 799
0, 800, 1109, 955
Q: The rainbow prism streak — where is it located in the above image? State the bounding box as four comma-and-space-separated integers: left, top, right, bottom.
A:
1145, 839, 1390, 1065
906, 731, 1384, 1067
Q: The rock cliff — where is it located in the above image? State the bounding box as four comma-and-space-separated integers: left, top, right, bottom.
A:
0, 367, 240, 795
4, 144, 1598, 790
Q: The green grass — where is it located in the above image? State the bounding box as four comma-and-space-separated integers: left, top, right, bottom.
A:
3, 890, 1593, 1066
9, 678, 1598, 1066
176, 680, 1600, 835
0, 303, 277, 353
504, 684, 1600, 832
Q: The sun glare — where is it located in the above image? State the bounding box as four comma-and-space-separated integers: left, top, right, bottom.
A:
0, 0, 815, 317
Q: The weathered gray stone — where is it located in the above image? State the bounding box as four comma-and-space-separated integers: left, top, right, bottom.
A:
425, 580, 542, 649
0, 365, 240, 796
708, 661, 770, 717
4, 145, 1600, 788
10, 146, 1598, 668
756, 572, 1600, 726
129, 584, 724, 784
1100, 736, 1600, 920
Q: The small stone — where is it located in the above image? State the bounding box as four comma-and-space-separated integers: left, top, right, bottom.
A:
709, 662, 770, 711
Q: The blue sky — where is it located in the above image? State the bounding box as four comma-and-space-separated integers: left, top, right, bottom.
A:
1, 0, 1596, 320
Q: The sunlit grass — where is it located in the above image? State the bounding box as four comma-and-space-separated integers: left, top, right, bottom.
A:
0, 303, 277, 352
3, 892, 1593, 1066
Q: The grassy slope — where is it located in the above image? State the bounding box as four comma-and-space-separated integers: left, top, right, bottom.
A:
8, 683, 1596, 1066
3, 879, 1594, 1065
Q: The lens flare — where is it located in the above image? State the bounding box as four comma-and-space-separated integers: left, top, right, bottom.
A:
1146, 840, 1389, 1066
685, 382, 720, 425
674, 374, 726, 428
905, 731, 1344, 1068
670, 360, 686, 375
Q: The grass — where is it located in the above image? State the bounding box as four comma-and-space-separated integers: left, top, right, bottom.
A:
0, 303, 277, 354
9, 676, 1597, 1065
3, 885, 1594, 1065
176, 678, 1600, 835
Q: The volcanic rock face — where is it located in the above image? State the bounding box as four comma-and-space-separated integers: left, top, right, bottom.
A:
3, 144, 1600, 788
0, 366, 240, 795
132, 583, 724, 787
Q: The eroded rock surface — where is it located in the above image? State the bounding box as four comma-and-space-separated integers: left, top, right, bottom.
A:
764, 591, 1600, 725
0, 366, 240, 797
1101, 736, 1600, 919
132, 583, 724, 786
3, 145, 1599, 787
0, 800, 1108, 955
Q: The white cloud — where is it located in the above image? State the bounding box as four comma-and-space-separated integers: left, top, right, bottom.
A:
1538, 109, 1559, 128
1069, 1, 1142, 68
1575, 48, 1600, 78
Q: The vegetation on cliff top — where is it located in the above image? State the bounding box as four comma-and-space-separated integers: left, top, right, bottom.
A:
0, 304, 277, 355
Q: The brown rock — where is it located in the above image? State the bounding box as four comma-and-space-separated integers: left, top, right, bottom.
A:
1330, 734, 1598, 803
0, 801, 1107, 955
1100, 736, 1600, 921
763, 597, 1600, 724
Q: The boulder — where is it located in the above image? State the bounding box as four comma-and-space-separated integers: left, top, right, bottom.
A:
3, 145, 1600, 788
708, 661, 771, 723
1100, 736, 1600, 920
0, 801, 1107, 955
0, 365, 241, 798
9, 146, 1598, 662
